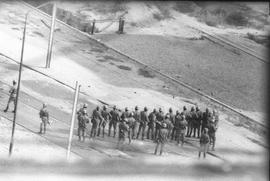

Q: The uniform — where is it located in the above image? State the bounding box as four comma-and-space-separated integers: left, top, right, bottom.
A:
168, 111, 175, 140
90, 108, 103, 138
199, 129, 210, 158
117, 120, 128, 150
193, 108, 203, 138
136, 109, 149, 140
132, 110, 141, 139
155, 110, 164, 139
126, 116, 136, 144
154, 119, 169, 155
4, 84, 17, 113
39, 107, 49, 134
78, 111, 89, 141
175, 113, 187, 146
147, 110, 156, 140
202, 109, 211, 135
208, 121, 217, 150
98, 108, 111, 137
109, 108, 120, 137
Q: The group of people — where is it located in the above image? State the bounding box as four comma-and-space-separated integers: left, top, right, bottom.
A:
3, 80, 218, 158
76, 103, 219, 157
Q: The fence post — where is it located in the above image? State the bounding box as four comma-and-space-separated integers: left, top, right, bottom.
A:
91, 19, 96, 35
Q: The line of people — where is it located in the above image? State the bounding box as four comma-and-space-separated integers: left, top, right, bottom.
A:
76, 103, 219, 156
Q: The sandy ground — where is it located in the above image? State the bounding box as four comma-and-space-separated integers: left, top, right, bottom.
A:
0, 1, 268, 180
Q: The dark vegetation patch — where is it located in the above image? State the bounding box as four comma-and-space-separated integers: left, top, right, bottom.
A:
173, 1, 198, 14
97, 58, 108, 63
130, 22, 137, 27
137, 68, 155, 78
103, 55, 123, 62
225, 11, 249, 27
91, 47, 106, 53
33, 31, 44, 37
246, 33, 269, 46
117, 65, 131, 71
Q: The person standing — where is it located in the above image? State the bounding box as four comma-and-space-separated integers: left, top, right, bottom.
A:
39, 103, 49, 134
137, 107, 149, 140
98, 105, 111, 137
147, 108, 156, 140
208, 118, 217, 151
117, 118, 129, 150
78, 109, 89, 142
4, 80, 17, 113
133, 106, 141, 139
109, 105, 120, 137
126, 112, 136, 144
194, 106, 203, 138
90, 106, 103, 138
154, 114, 170, 156
167, 108, 175, 140
175, 112, 187, 146
155, 108, 164, 140
199, 128, 210, 159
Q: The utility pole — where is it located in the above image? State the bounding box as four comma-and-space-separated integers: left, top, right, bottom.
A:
66, 81, 80, 160
9, 14, 28, 157
46, 2, 57, 68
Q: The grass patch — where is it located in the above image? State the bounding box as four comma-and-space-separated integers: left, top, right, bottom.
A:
137, 68, 155, 78
225, 11, 249, 27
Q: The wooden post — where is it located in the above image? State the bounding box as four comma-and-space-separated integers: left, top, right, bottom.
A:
91, 19, 96, 35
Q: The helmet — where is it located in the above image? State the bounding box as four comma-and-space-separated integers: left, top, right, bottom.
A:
169, 107, 172, 113
183, 106, 187, 111
96, 106, 100, 110
191, 107, 194, 111
144, 107, 148, 111
176, 110, 179, 114
153, 108, 157, 113
196, 106, 199, 111
125, 107, 128, 112
103, 105, 107, 110
113, 105, 116, 110
159, 108, 162, 112
12, 80, 17, 85
43, 103, 47, 108
83, 103, 88, 108
135, 106, 138, 110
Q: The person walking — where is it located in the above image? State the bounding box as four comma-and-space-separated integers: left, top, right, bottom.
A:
198, 128, 210, 159
39, 103, 49, 134
77, 108, 89, 142
4, 80, 17, 113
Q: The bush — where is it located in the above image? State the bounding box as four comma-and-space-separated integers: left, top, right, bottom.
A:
225, 11, 249, 27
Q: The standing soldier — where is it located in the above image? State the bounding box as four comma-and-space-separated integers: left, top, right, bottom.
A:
175, 111, 187, 146
147, 108, 156, 140
186, 107, 194, 137
126, 112, 136, 144
212, 109, 219, 129
132, 106, 141, 139
137, 107, 149, 140
117, 117, 129, 150
39, 103, 49, 134
4, 80, 17, 113
154, 114, 170, 155
167, 108, 175, 140
155, 107, 164, 139
77, 109, 89, 142
90, 106, 103, 138
193, 106, 203, 138
202, 108, 211, 135
199, 128, 210, 159
208, 118, 217, 151
109, 105, 120, 137
98, 105, 111, 137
